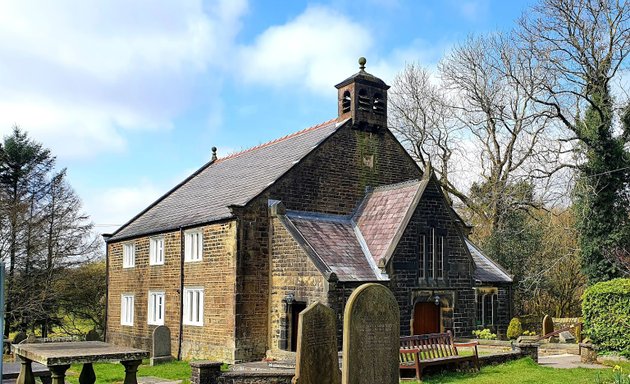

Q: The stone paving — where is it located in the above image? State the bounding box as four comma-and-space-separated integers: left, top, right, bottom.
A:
538, 353, 610, 369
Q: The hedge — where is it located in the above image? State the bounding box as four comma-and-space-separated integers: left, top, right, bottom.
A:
582, 278, 630, 356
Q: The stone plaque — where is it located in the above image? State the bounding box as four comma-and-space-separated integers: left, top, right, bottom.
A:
292, 302, 340, 384
150, 325, 173, 365
542, 315, 554, 336
342, 283, 399, 384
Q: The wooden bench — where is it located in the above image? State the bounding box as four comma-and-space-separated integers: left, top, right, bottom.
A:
399, 331, 479, 380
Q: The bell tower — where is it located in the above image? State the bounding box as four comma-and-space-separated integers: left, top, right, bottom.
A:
335, 57, 390, 132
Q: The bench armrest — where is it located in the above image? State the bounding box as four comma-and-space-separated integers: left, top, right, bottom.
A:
453, 341, 479, 348
399, 348, 420, 354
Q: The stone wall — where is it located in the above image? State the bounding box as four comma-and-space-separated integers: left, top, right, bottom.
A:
387, 177, 476, 338
107, 221, 238, 361
234, 123, 422, 361
268, 216, 328, 354
107, 231, 182, 355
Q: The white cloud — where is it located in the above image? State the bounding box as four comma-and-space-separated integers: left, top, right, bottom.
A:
86, 183, 165, 235
0, 0, 248, 159
236, 6, 373, 94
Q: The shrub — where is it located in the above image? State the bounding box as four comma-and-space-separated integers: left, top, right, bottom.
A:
582, 278, 630, 357
507, 317, 523, 340
473, 329, 497, 339
522, 330, 537, 336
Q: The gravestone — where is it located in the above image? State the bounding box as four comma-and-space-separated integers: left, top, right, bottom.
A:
559, 331, 576, 343
85, 329, 100, 341
342, 283, 399, 384
292, 302, 340, 384
25, 334, 37, 343
542, 315, 554, 336
12, 331, 27, 345
150, 325, 173, 365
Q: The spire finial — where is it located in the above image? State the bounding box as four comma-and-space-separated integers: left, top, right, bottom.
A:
358, 57, 367, 71
211, 146, 217, 161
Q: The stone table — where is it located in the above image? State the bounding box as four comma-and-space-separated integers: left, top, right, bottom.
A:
12, 341, 149, 384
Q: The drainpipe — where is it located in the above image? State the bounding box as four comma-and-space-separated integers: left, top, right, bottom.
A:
177, 227, 185, 360
102, 234, 112, 341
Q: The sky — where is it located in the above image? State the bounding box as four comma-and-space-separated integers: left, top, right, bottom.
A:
0, 0, 536, 236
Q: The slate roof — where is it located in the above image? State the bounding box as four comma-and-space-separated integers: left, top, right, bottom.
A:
354, 180, 427, 266
284, 212, 380, 282
466, 239, 513, 283
110, 118, 346, 241
281, 179, 512, 284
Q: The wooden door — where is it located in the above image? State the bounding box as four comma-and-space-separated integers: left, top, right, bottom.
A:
412, 302, 440, 335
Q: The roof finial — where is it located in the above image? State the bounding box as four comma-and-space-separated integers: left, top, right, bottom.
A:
211, 146, 217, 161
358, 57, 366, 71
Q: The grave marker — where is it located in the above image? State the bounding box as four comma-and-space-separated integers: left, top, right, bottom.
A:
342, 283, 399, 384
292, 302, 340, 384
542, 315, 554, 336
150, 325, 173, 365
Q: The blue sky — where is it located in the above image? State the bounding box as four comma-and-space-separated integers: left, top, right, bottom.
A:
0, 0, 535, 235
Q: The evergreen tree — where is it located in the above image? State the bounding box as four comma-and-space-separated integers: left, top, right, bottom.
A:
0, 127, 101, 336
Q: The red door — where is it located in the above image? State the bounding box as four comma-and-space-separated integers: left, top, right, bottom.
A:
412, 302, 440, 335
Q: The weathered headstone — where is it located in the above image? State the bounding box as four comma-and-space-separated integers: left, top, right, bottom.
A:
292, 302, 340, 384
542, 315, 554, 336
12, 331, 27, 345
85, 329, 101, 341
342, 283, 399, 384
150, 325, 173, 365
25, 334, 37, 344
559, 331, 576, 343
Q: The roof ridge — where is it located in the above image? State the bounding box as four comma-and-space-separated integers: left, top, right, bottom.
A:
214, 117, 338, 164
286, 209, 352, 222
371, 179, 422, 192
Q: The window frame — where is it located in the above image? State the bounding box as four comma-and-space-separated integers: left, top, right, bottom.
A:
147, 291, 165, 326
183, 287, 204, 326
121, 294, 135, 326
149, 237, 165, 266
419, 228, 447, 281
184, 230, 203, 262
122, 242, 136, 268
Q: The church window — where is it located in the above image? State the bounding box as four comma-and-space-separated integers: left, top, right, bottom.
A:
419, 228, 446, 280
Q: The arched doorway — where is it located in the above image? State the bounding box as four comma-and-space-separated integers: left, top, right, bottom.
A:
412, 302, 441, 335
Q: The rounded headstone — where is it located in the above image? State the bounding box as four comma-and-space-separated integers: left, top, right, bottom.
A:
12, 331, 27, 344
342, 283, 400, 384
292, 302, 340, 384
542, 315, 554, 336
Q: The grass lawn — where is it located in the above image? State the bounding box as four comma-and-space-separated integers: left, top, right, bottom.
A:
64, 359, 191, 384
413, 358, 630, 384
60, 357, 630, 384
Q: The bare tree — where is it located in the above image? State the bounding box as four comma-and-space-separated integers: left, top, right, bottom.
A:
517, 0, 630, 283
390, 34, 561, 231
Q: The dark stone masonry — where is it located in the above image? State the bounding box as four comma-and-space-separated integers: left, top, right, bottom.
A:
105, 58, 514, 363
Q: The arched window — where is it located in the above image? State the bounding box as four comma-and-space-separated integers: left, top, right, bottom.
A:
342, 90, 351, 113
358, 89, 370, 111
373, 93, 385, 115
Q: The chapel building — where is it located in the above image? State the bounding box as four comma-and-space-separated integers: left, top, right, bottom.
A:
105, 59, 513, 362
